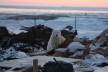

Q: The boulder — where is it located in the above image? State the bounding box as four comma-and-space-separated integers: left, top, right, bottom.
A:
43, 59, 74, 72
0, 26, 9, 37
92, 47, 108, 57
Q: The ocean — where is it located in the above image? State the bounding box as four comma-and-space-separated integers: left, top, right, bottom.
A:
0, 6, 108, 39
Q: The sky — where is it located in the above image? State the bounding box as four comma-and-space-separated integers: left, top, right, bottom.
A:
0, 0, 108, 7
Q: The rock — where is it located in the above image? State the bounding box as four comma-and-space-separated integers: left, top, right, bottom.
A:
43, 59, 74, 72
0, 26, 9, 37
0, 25, 76, 53
92, 47, 108, 57
54, 48, 69, 57
97, 62, 108, 67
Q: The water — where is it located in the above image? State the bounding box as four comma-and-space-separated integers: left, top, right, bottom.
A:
0, 7, 108, 39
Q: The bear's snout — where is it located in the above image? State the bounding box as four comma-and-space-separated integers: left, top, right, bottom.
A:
56, 35, 58, 37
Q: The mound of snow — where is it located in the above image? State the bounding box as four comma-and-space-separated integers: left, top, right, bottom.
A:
94, 66, 108, 72
13, 51, 28, 58
67, 42, 85, 52
81, 54, 105, 66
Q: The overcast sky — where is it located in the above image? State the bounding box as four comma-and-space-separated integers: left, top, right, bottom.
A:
0, 0, 108, 7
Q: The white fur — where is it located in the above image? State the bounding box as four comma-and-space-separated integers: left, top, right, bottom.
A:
47, 30, 62, 51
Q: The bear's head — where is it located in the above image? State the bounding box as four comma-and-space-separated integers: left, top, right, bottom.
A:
52, 30, 61, 39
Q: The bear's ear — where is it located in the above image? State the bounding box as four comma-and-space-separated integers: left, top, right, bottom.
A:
57, 30, 61, 33
52, 29, 55, 33
52, 29, 56, 32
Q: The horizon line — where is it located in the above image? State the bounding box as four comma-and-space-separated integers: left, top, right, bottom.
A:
0, 5, 108, 8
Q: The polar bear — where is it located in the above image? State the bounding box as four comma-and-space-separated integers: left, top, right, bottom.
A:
47, 30, 65, 52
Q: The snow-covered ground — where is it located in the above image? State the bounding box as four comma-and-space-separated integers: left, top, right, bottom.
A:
94, 66, 108, 72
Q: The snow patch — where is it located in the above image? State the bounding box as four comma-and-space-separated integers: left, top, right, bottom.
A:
13, 51, 28, 58
81, 54, 105, 66
68, 42, 85, 52
94, 66, 108, 72
56, 48, 68, 52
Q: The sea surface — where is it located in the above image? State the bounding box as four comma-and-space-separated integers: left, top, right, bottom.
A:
0, 7, 108, 39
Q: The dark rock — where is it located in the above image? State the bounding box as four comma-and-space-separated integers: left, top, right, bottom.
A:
42, 59, 74, 72
97, 62, 108, 67
0, 26, 9, 37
